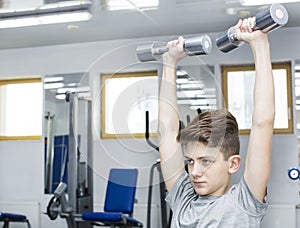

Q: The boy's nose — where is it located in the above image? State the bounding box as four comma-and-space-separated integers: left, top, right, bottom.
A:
190, 163, 204, 177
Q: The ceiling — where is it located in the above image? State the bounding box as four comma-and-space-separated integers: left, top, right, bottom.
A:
0, 0, 300, 50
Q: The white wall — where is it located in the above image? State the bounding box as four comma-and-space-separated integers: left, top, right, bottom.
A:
0, 26, 300, 227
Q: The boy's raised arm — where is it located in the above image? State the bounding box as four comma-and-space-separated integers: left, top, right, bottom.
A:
237, 19, 275, 202
158, 37, 186, 192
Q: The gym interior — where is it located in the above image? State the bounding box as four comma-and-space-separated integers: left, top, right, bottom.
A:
0, 0, 300, 227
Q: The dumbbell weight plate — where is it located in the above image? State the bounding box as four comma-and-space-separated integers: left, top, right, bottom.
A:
216, 27, 244, 53
185, 34, 212, 56
136, 43, 157, 62
136, 43, 168, 62
255, 3, 288, 32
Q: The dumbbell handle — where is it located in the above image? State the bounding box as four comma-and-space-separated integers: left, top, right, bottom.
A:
216, 3, 288, 53
136, 34, 212, 62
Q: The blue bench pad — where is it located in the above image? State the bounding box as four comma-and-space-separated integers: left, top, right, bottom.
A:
0, 212, 27, 221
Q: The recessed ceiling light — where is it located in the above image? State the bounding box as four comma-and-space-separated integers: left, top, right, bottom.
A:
67, 24, 80, 30
237, 10, 251, 17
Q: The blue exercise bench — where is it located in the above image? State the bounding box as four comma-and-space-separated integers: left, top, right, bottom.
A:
82, 168, 143, 227
46, 168, 143, 227
0, 212, 31, 228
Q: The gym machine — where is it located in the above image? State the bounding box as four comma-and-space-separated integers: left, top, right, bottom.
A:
45, 92, 93, 228
45, 112, 56, 194
216, 3, 289, 53
136, 34, 212, 62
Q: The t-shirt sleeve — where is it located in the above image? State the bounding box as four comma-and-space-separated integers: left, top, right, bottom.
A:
235, 177, 269, 216
165, 172, 194, 210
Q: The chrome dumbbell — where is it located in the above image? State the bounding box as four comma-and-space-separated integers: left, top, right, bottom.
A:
136, 34, 212, 62
216, 3, 289, 53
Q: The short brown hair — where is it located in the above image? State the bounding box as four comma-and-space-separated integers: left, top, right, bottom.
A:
177, 109, 240, 160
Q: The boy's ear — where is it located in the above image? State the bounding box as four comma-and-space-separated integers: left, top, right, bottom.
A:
228, 155, 241, 174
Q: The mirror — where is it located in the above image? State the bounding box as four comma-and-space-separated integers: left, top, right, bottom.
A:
176, 64, 217, 126
43, 72, 91, 194
100, 64, 216, 139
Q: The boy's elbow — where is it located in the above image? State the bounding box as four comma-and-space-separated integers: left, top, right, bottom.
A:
253, 110, 275, 128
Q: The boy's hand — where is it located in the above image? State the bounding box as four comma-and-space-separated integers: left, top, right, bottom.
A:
235, 18, 268, 46
163, 36, 187, 64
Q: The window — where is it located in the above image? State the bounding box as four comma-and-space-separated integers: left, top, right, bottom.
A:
0, 77, 42, 140
222, 62, 293, 134
101, 71, 158, 139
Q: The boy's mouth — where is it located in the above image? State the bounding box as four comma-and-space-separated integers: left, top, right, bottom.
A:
193, 181, 206, 187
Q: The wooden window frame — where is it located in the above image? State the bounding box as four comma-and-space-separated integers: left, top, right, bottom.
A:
101, 71, 158, 139
222, 61, 293, 135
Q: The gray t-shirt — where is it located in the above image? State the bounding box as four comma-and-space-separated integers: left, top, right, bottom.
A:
166, 172, 268, 228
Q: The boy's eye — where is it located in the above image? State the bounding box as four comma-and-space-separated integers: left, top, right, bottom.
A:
187, 159, 194, 165
202, 159, 212, 166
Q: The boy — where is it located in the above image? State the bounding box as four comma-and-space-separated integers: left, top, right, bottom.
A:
158, 17, 275, 227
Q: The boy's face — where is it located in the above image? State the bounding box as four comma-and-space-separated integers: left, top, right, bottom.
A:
184, 142, 232, 196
